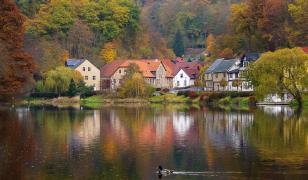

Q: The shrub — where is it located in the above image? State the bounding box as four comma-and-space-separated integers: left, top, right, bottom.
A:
188, 91, 198, 99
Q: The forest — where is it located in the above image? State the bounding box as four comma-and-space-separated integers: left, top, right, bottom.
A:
0, 0, 307, 96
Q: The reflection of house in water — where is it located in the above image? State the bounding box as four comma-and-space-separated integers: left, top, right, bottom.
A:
259, 105, 294, 119
172, 112, 193, 138
72, 110, 101, 148
153, 114, 169, 141
204, 111, 254, 149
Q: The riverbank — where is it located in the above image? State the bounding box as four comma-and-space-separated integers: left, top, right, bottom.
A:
19, 93, 254, 110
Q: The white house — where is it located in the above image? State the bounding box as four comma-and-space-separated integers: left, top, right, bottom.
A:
66, 59, 101, 91
173, 69, 194, 88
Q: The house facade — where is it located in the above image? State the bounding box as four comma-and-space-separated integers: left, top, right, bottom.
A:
66, 59, 101, 91
100, 59, 173, 90
205, 53, 259, 92
172, 61, 204, 88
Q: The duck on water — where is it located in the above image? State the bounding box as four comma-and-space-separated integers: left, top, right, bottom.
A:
157, 165, 173, 175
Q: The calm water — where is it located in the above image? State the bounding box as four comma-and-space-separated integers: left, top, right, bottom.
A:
0, 105, 308, 179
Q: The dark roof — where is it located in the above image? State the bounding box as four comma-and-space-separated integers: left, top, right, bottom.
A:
173, 61, 204, 79
241, 53, 260, 61
66, 59, 85, 69
205, 59, 237, 74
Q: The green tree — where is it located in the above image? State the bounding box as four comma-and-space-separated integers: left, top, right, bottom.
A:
44, 66, 82, 95
247, 48, 308, 108
67, 79, 77, 97
288, 0, 308, 46
172, 31, 185, 57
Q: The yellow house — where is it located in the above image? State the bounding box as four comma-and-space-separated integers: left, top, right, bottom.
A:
66, 59, 101, 91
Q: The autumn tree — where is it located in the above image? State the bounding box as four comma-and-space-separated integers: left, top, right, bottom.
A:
0, 0, 35, 97
206, 34, 218, 61
288, 0, 308, 46
220, 79, 228, 91
67, 20, 94, 59
230, 0, 289, 51
100, 42, 117, 63
247, 48, 308, 108
219, 48, 234, 59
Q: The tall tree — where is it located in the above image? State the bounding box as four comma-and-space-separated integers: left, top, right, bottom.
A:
173, 31, 185, 57
288, 0, 308, 46
247, 48, 308, 108
0, 0, 35, 96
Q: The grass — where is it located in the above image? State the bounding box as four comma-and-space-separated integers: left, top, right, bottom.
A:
149, 93, 190, 103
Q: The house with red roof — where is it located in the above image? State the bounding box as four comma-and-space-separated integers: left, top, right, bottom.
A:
172, 61, 204, 88
100, 59, 173, 89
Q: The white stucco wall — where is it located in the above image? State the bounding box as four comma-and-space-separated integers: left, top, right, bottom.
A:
173, 69, 192, 88
75, 60, 101, 91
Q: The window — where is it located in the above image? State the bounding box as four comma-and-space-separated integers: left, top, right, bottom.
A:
229, 74, 232, 78
184, 80, 187, 87
215, 74, 218, 78
93, 76, 96, 80
223, 73, 226, 78
83, 67, 85, 71
88, 67, 91, 71
235, 73, 238, 78
119, 69, 121, 74
113, 79, 116, 84
180, 73, 183, 78
85, 76, 88, 80
177, 81, 180, 86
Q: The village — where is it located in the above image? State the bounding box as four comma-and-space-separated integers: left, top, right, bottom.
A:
53, 46, 306, 106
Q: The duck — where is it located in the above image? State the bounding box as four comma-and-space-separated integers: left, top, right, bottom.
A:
157, 165, 174, 175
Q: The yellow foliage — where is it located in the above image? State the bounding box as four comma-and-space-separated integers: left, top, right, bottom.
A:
100, 42, 117, 63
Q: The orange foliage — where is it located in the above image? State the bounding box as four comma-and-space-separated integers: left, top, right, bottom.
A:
0, 0, 35, 96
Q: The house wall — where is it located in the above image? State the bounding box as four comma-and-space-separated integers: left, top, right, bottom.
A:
173, 69, 191, 88
75, 60, 101, 91
110, 67, 127, 89
155, 64, 169, 88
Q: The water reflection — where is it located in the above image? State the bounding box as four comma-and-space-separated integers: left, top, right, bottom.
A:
0, 105, 308, 179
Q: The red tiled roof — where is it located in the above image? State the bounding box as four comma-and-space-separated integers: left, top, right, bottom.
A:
101, 59, 172, 78
302, 47, 308, 53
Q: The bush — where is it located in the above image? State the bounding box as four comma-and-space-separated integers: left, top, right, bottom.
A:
188, 91, 198, 99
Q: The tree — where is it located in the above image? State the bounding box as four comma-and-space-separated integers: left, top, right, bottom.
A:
172, 30, 185, 57
206, 34, 218, 61
230, 0, 289, 51
67, 20, 94, 59
220, 79, 228, 91
0, 0, 35, 96
232, 79, 241, 91
67, 79, 77, 97
27, 0, 75, 38
44, 66, 82, 95
288, 0, 308, 46
100, 42, 117, 63
247, 48, 308, 108
219, 48, 234, 59
119, 72, 154, 98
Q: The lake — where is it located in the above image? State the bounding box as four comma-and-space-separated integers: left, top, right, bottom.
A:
0, 105, 308, 179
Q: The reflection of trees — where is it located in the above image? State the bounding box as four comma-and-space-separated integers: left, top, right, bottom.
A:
247, 109, 308, 164
0, 109, 35, 179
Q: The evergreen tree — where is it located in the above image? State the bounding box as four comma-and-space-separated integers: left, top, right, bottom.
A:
67, 79, 77, 97
173, 31, 185, 57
